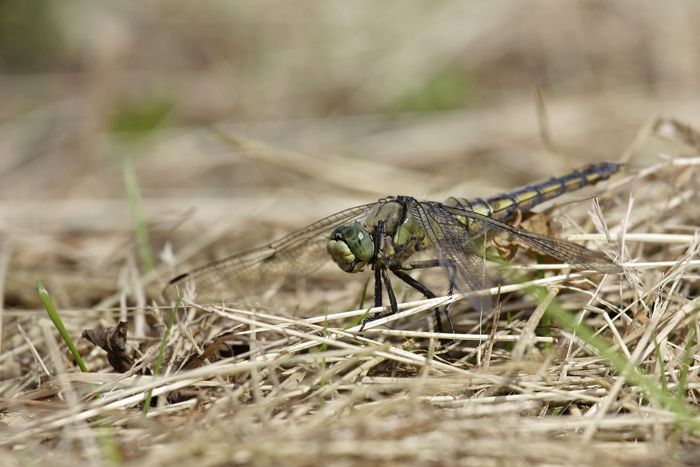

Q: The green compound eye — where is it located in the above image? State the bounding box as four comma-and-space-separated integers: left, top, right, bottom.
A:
331, 225, 346, 239
340, 226, 373, 262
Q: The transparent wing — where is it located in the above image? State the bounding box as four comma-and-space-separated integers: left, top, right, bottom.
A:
406, 199, 493, 313
441, 205, 622, 274
165, 203, 376, 301
406, 199, 622, 313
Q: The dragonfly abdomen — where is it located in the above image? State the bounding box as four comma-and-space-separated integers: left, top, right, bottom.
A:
444, 162, 622, 223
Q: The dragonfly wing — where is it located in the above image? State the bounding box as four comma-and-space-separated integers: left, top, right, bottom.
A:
406, 199, 493, 313
165, 203, 376, 301
442, 206, 622, 274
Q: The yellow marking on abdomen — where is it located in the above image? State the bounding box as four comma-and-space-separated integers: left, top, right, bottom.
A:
445, 162, 622, 221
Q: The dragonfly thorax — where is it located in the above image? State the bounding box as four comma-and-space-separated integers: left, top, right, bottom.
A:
327, 224, 374, 273
365, 197, 432, 254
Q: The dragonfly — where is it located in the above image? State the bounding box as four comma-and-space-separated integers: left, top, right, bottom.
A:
166, 162, 623, 332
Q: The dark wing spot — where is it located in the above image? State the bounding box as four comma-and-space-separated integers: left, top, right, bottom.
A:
169, 273, 189, 284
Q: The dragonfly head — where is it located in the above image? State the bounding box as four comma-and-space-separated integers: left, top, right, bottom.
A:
327, 224, 374, 273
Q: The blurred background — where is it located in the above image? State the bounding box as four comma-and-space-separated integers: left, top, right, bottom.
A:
1, 0, 700, 311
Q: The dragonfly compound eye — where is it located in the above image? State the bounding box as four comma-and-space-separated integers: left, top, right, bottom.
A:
330, 224, 346, 240
342, 226, 374, 262
326, 225, 374, 273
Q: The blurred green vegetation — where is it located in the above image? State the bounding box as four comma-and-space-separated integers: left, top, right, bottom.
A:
392, 65, 476, 113
110, 95, 175, 139
0, 0, 66, 72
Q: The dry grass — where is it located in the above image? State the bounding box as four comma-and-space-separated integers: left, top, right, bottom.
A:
3, 2, 700, 466
1, 116, 700, 467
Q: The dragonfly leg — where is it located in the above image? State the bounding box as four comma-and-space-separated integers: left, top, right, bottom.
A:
390, 268, 460, 341
373, 263, 383, 309
360, 220, 400, 332
359, 268, 399, 331
356, 265, 383, 332
443, 280, 456, 341
382, 269, 399, 315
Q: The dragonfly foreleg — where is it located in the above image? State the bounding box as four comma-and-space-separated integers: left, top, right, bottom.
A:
373, 265, 383, 309
382, 269, 399, 316
359, 220, 401, 332
371, 219, 389, 312
368, 218, 387, 313
359, 268, 400, 332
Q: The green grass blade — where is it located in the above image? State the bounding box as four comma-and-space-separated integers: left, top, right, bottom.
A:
122, 155, 156, 272
651, 333, 668, 395
679, 328, 695, 403
318, 305, 330, 354
143, 295, 182, 416
344, 308, 371, 331
36, 278, 88, 373
359, 277, 371, 310
506, 311, 514, 352
506, 268, 700, 432
548, 299, 699, 428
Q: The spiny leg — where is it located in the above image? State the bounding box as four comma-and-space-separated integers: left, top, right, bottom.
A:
360, 220, 400, 331
392, 268, 456, 343
360, 268, 400, 331
373, 262, 383, 309
371, 218, 387, 313
394, 260, 444, 331
390, 268, 443, 334
442, 262, 457, 336
443, 280, 456, 343
355, 260, 382, 331
382, 268, 399, 316
438, 278, 457, 348
394, 259, 458, 335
